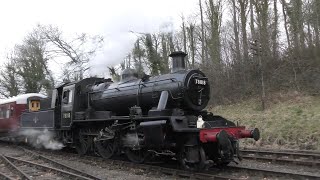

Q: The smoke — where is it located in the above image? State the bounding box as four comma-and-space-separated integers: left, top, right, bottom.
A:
19, 129, 64, 150
122, 133, 140, 147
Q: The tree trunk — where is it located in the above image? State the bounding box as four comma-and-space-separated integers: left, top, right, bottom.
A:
199, 0, 205, 65
281, 0, 291, 48
272, 0, 279, 61
250, 0, 255, 38
208, 0, 222, 66
232, 0, 241, 62
240, 0, 249, 62
187, 24, 195, 68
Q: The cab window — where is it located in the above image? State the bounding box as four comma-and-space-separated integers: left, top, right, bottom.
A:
63, 90, 73, 104
68, 90, 73, 104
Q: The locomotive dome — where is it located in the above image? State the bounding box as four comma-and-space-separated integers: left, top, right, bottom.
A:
121, 68, 138, 81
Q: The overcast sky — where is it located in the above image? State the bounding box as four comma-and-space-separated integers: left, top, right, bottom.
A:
0, 0, 199, 78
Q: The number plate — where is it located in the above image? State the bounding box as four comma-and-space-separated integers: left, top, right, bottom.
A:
63, 112, 71, 119
194, 79, 207, 85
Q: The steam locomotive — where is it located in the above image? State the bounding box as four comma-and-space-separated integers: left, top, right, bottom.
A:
14, 51, 259, 170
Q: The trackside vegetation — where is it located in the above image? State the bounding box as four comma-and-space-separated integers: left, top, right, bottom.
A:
210, 92, 320, 150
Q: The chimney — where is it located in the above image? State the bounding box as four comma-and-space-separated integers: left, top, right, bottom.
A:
169, 51, 187, 73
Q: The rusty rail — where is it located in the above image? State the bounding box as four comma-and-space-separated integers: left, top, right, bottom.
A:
240, 149, 320, 167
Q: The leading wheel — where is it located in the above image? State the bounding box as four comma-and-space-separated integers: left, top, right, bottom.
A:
125, 148, 149, 163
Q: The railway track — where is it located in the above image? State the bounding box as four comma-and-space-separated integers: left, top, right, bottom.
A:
1, 141, 319, 179
32, 147, 320, 180
32, 149, 239, 180
0, 148, 103, 180
227, 164, 320, 179
240, 148, 320, 167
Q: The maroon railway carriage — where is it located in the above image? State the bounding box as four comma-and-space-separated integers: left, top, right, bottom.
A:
0, 93, 46, 136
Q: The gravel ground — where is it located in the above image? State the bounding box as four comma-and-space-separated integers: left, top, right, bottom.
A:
1, 141, 319, 180
41, 152, 173, 180
0, 142, 175, 180
205, 159, 320, 179
239, 159, 320, 175
229, 159, 320, 179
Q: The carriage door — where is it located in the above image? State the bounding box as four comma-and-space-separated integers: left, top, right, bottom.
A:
61, 85, 75, 128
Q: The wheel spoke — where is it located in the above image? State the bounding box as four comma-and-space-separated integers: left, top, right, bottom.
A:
95, 139, 115, 159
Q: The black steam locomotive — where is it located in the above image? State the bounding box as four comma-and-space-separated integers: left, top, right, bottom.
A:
20, 51, 259, 170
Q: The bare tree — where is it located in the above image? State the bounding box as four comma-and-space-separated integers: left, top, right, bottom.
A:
37, 24, 104, 80
253, 0, 270, 110
239, 0, 249, 62
199, 0, 206, 64
281, 0, 291, 48
207, 0, 222, 66
272, 0, 279, 61
231, 0, 241, 62
107, 67, 120, 82
187, 23, 196, 68
249, 0, 256, 38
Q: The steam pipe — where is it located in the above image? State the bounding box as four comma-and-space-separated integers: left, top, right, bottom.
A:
157, 91, 168, 110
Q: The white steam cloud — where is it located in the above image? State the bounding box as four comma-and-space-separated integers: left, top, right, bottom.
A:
19, 129, 64, 150
122, 133, 140, 147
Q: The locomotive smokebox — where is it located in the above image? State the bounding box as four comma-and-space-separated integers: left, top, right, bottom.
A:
169, 51, 187, 72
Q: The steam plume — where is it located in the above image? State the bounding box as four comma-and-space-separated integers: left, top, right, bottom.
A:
19, 129, 64, 150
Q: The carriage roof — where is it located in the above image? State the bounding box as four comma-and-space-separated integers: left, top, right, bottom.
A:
0, 93, 47, 105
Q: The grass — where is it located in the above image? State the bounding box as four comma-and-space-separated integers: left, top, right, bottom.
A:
208, 92, 320, 150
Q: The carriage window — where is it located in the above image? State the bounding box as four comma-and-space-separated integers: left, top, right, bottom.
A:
0, 108, 4, 119
29, 100, 40, 111
0, 107, 6, 119
6, 109, 10, 118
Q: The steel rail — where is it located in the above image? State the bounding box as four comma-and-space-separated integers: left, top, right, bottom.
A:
103, 158, 240, 180
240, 149, 320, 167
241, 149, 320, 159
20, 147, 102, 180
0, 155, 31, 180
241, 148, 320, 154
15, 145, 320, 180
0, 171, 15, 180
36, 149, 240, 180
4, 155, 94, 180
228, 165, 320, 179
36, 147, 320, 180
